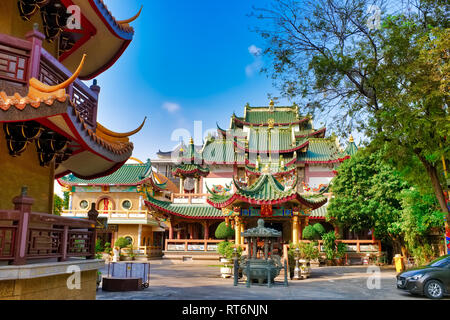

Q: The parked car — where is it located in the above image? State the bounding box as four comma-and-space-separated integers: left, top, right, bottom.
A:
396, 254, 450, 299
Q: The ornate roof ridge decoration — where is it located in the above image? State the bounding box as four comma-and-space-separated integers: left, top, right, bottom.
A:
207, 173, 327, 209
233, 115, 309, 127
0, 53, 86, 111
295, 127, 326, 138
145, 193, 224, 219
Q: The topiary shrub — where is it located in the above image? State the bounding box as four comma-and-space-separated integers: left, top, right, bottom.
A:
215, 221, 235, 240
312, 223, 326, 237
302, 225, 319, 240
114, 237, 129, 249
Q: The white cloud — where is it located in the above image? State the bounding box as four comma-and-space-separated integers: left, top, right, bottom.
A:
162, 102, 181, 113
246, 45, 263, 77
248, 44, 262, 57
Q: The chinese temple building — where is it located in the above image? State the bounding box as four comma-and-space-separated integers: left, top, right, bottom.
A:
59, 159, 178, 259
145, 102, 376, 262
0, 0, 143, 299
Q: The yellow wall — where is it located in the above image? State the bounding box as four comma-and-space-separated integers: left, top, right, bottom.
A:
0, 0, 58, 57
72, 192, 143, 212
0, 130, 54, 213
0, 270, 97, 300
117, 224, 140, 246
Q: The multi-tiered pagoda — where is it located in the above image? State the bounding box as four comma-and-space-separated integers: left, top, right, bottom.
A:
146, 102, 359, 256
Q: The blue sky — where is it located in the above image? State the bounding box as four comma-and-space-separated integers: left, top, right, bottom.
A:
90, 0, 295, 161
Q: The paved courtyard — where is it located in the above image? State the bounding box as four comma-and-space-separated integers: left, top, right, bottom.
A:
95, 261, 443, 300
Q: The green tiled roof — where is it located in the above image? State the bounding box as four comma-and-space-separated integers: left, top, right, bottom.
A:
244, 106, 299, 124
248, 128, 293, 152
203, 139, 245, 164
176, 139, 203, 163
145, 195, 223, 218
297, 138, 342, 163
207, 173, 327, 209
311, 204, 328, 219
172, 163, 210, 177
344, 140, 358, 156
59, 160, 166, 188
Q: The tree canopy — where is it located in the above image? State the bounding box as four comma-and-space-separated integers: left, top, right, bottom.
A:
252, 0, 449, 219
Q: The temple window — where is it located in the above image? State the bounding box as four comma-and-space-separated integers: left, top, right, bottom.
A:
79, 200, 89, 210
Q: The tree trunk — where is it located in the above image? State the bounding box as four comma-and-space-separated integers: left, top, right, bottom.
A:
416, 152, 449, 221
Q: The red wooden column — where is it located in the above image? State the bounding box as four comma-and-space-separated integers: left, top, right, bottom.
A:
12, 187, 34, 265
203, 221, 209, 240
168, 222, 174, 240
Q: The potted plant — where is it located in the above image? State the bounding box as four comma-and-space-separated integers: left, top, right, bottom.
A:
217, 241, 242, 278
335, 242, 348, 266
322, 231, 337, 266
120, 244, 135, 261
114, 237, 131, 261
298, 242, 319, 279
302, 223, 326, 267
215, 221, 235, 264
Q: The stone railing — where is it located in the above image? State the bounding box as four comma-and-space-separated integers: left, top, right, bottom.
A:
0, 188, 97, 265
165, 239, 222, 252
282, 239, 382, 262
0, 30, 99, 129
170, 193, 209, 204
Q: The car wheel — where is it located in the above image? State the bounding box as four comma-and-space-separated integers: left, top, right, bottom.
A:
424, 280, 444, 299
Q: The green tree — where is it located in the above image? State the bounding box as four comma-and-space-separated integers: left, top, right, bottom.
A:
53, 194, 63, 215
328, 147, 408, 245
215, 221, 235, 240
252, 0, 449, 220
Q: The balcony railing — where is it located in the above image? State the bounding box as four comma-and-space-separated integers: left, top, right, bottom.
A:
170, 193, 209, 204
136, 245, 163, 257
0, 188, 98, 265
0, 30, 98, 129
61, 209, 153, 221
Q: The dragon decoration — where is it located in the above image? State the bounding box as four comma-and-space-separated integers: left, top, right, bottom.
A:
302, 181, 329, 194
210, 183, 232, 196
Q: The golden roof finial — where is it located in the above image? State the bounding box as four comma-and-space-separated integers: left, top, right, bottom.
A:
349, 135, 354, 143
118, 5, 143, 24
189, 137, 194, 145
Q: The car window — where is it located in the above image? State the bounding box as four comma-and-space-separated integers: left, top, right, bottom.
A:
428, 256, 450, 268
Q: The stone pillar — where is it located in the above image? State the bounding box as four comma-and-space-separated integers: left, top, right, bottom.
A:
179, 177, 184, 194
194, 177, 199, 194
69, 192, 73, 211
138, 224, 142, 247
